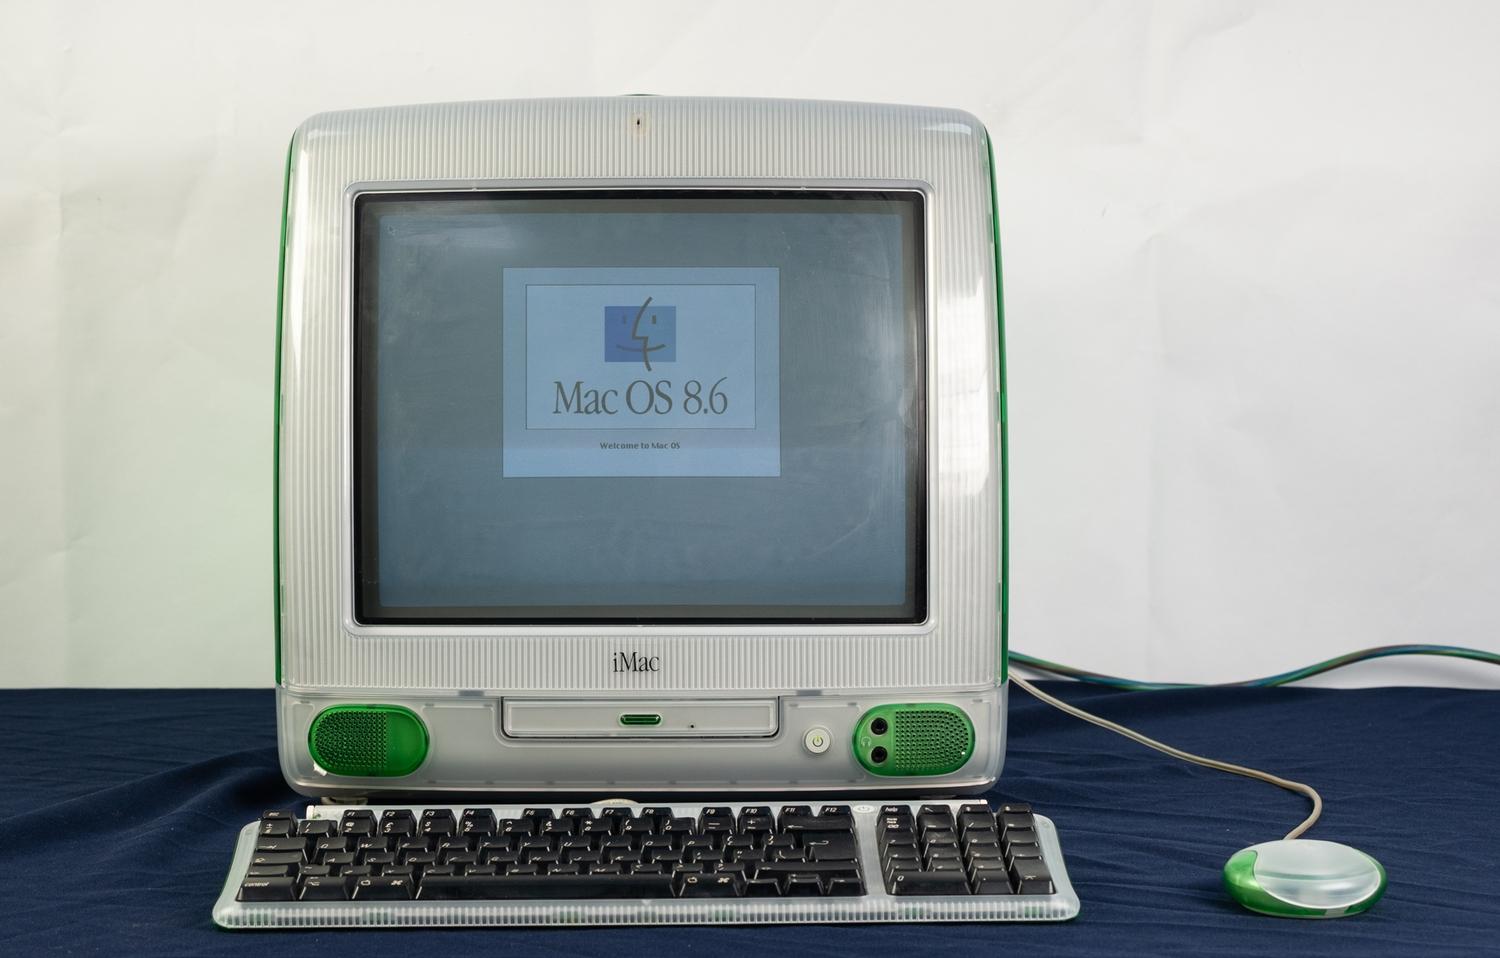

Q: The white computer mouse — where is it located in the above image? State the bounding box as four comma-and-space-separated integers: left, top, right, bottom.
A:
1223, 839, 1386, 918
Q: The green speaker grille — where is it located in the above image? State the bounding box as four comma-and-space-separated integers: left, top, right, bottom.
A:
308, 705, 428, 777
854, 703, 975, 776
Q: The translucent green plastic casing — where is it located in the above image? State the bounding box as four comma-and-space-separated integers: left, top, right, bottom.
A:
307, 705, 429, 777
854, 703, 976, 776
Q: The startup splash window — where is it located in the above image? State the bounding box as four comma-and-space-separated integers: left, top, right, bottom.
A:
501, 267, 781, 477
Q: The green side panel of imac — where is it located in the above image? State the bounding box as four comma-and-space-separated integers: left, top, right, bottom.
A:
853, 704, 976, 776
272, 134, 293, 685
985, 127, 1009, 684
307, 705, 430, 777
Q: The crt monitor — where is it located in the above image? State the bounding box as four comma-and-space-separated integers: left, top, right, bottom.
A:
274, 97, 1007, 798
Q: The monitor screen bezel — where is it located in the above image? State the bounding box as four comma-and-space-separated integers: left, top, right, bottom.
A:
347, 186, 931, 629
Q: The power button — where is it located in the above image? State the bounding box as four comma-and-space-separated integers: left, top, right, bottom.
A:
803, 726, 832, 755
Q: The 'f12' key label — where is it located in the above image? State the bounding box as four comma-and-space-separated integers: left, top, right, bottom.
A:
501, 267, 780, 478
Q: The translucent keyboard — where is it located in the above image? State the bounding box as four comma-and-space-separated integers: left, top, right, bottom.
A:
213, 799, 1079, 927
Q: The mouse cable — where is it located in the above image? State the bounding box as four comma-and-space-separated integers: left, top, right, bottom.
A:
1011, 643, 1500, 691
1009, 675, 1322, 840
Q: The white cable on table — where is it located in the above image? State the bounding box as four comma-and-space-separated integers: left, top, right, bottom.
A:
1010, 675, 1323, 840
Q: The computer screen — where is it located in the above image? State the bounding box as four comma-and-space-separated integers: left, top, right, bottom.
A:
353, 190, 926, 625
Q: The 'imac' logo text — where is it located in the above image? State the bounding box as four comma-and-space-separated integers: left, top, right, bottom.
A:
611, 651, 662, 674
605, 297, 676, 371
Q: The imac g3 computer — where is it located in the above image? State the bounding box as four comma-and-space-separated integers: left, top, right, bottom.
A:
274, 97, 1008, 799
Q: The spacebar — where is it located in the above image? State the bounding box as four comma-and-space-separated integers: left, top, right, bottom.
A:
418, 874, 677, 900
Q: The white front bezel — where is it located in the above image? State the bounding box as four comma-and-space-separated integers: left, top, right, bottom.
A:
277, 98, 1001, 694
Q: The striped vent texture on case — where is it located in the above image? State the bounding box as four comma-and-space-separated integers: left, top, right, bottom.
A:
308, 705, 428, 777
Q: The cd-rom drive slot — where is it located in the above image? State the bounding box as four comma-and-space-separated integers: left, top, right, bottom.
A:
502, 699, 779, 738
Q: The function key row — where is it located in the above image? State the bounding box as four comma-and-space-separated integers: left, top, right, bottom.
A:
265, 805, 859, 839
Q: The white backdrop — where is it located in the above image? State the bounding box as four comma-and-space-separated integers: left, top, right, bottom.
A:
2, 0, 1497, 688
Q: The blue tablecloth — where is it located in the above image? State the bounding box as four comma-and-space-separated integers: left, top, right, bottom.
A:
1, 683, 1496, 956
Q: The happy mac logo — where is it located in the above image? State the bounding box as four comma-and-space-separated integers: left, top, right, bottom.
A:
604, 297, 677, 372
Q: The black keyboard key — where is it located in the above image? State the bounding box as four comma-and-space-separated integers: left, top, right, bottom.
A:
678, 872, 744, 897
458, 809, 496, 835
418, 873, 675, 900
258, 818, 294, 838
298, 819, 338, 838
1010, 858, 1055, 895
419, 809, 457, 836
917, 805, 956, 832
639, 806, 674, 826
298, 875, 350, 900
884, 846, 920, 865
680, 836, 716, 857
498, 818, 534, 838
922, 828, 958, 848
889, 870, 970, 896
581, 818, 615, 838
246, 865, 296, 878
340, 811, 376, 837
620, 818, 655, 837
380, 809, 417, 836
249, 851, 305, 869
657, 816, 694, 837
803, 832, 859, 861
254, 836, 309, 854
351, 875, 414, 900
825, 876, 864, 896
238, 876, 296, 901
744, 877, 781, 897
970, 860, 1010, 878
958, 805, 995, 833
779, 813, 854, 833
972, 874, 1015, 895
781, 874, 824, 896
965, 839, 1004, 860
519, 808, 555, 823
